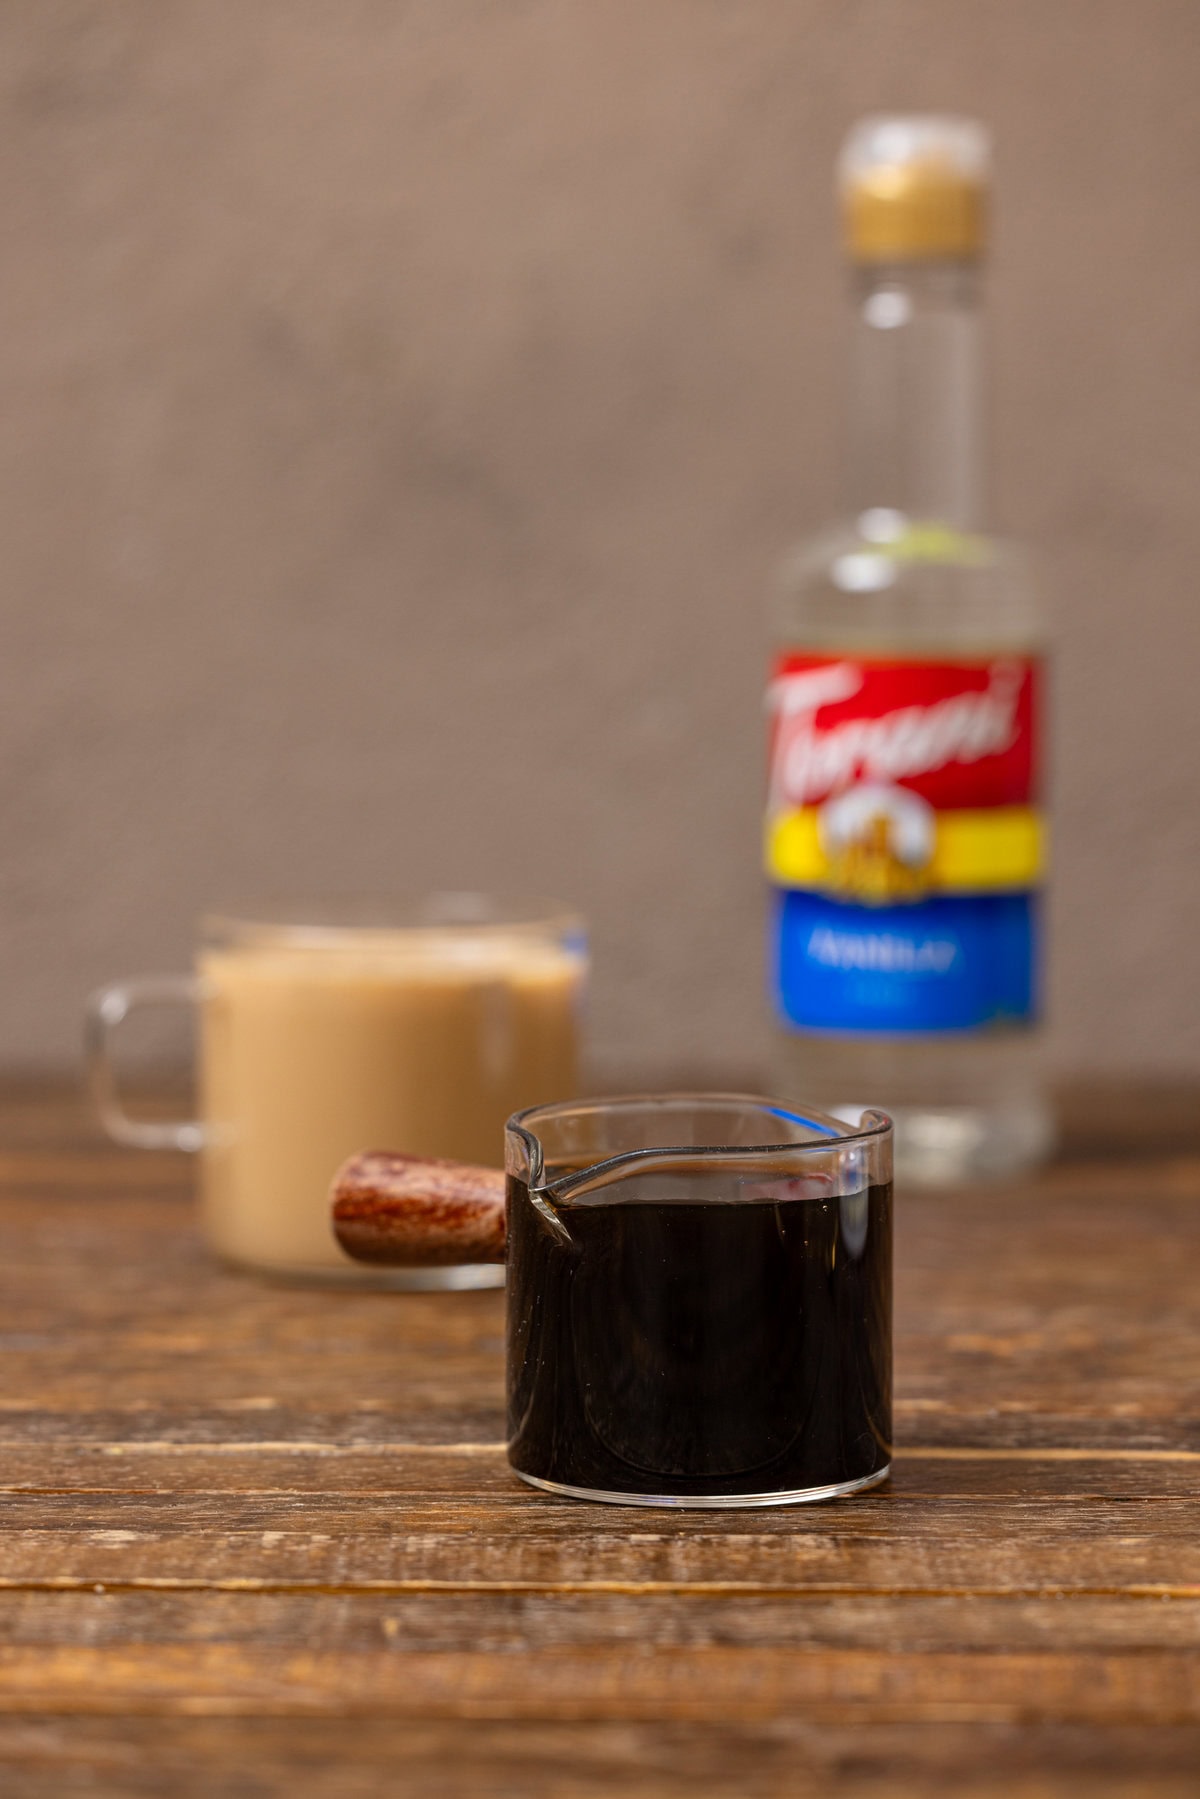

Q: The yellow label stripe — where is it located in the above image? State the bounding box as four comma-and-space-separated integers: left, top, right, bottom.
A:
766, 806, 1045, 893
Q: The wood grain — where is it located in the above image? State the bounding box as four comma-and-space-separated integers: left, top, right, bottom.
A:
1, 1717, 1197, 1799
0, 1086, 1197, 1794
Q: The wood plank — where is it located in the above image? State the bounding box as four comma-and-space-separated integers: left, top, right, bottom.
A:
0, 1408, 1195, 1452
0, 1493, 1196, 1594
0, 1632, 1194, 1723
0, 1716, 1197, 1799
1, 1404, 1195, 1452
1, 1443, 1198, 1499
2, 1589, 1198, 1655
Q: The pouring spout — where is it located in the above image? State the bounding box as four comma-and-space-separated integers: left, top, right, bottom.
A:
331, 1152, 507, 1266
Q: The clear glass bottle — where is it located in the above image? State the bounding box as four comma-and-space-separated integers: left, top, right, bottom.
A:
766, 117, 1053, 1183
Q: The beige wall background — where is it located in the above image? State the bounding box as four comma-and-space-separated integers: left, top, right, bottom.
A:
1, 0, 1198, 1081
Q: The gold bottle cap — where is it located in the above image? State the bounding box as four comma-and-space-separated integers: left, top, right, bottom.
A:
840, 115, 989, 263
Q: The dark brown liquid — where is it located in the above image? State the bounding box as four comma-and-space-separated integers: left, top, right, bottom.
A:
506, 1173, 891, 1499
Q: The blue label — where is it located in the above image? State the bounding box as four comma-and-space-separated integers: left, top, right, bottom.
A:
771, 889, 1038, 1035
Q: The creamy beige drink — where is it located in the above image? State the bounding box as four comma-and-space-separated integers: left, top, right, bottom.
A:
197, 917, 584, 1281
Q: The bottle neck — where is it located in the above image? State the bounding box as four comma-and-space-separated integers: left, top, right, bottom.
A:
847, 260, 984, 534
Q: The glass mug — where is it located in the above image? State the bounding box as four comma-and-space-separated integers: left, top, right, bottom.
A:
86, 898, 587, 1286
335, 1094, 893, 1505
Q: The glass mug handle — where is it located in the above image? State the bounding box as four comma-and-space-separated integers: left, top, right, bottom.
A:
85, 977, 206, 1152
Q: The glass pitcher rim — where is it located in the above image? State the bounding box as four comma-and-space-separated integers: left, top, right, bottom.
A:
507, 1091, 892, 1205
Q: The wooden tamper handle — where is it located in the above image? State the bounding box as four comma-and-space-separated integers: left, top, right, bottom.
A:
331, 1152, 507, 1267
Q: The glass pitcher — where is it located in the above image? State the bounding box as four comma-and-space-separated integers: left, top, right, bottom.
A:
335, 1092, 893, 1508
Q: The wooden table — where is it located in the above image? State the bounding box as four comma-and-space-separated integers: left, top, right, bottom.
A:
0, 1087, 1197, 1795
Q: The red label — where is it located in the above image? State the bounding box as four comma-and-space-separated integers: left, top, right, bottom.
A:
767, 654, 1040, 814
